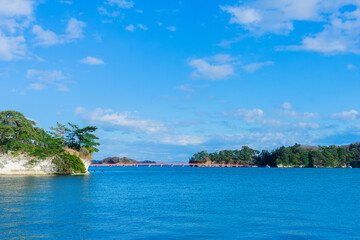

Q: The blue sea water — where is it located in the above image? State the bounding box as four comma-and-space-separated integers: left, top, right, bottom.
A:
1, 167, 360, 240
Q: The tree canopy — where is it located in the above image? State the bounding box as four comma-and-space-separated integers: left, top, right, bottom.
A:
0, 110, 100, 174
190, 143, 360, 168
189, 146, 260, 165
51, 122, 100, 153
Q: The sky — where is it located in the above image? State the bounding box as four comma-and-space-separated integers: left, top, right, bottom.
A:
2, 0, 360, 162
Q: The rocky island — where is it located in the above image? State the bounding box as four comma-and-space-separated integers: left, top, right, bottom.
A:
0, 111, 100, 175
92, 157, 156, 164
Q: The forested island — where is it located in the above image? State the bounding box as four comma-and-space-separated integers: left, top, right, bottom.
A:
92, 157, 156, 164
0, 111, 100, 174
189, 144, 360, 168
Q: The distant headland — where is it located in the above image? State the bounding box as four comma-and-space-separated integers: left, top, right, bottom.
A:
92, 157, 156, 164
189, 144, 360, 168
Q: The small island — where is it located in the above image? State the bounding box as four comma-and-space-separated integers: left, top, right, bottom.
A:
190, 144, 360, 168
0, 111, 100, 175
92, 157, 156, 164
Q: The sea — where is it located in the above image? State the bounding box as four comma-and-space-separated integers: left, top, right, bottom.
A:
0, 167, 359, 240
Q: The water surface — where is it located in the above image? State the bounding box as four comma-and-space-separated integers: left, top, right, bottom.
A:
1, 167, 360, 239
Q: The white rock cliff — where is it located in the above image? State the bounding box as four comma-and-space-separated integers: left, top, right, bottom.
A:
0, 152, 91, 175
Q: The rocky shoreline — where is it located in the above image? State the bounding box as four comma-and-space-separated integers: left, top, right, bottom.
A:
0, 152, 91, 175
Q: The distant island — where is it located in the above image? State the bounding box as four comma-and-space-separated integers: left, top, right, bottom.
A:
92, 157, 156, 164
0, 111, 100, 175
190, 144, 360, 168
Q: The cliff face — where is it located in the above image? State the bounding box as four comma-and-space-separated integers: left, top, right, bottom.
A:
0, 152, 91, 175
64, 148, 92, 173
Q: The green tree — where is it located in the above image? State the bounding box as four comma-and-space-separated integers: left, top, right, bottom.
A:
63, 123, 100, 152
50, 122, 67, 142
0, 111, 37, 142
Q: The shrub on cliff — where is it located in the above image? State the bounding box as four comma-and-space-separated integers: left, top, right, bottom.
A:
52, 154, 86, 174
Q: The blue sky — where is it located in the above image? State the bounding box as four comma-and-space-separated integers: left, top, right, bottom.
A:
2, 0, 360, 162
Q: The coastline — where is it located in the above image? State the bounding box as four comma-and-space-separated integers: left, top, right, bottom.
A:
0, 152, 91, 176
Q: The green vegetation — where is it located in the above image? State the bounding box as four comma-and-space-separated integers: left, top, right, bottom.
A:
53, 154, 86, 174
50, 122, 100, 153
258, 143, 360, 168
190, 143, 360, 168
0, 110, 100, 174
102, 156, 137, 164
189, 146, 259, 165
0, 111, 64, 158
92, 157, 156, 164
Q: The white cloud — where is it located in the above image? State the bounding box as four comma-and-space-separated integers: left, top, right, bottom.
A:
276, 109, 319, 119
66, 18, 86, 39
98, 0, 133, 17
261, 119, 321, 131
137, 24, 148, 30
176, 84, 195, 92
217, 36, 244, 49
60, 0, 72, 4
0, 31, 26, 60
296, 122, 321, 129
0, 19, 23, 34
125, 24, 135, 31
210, 54, 237, 63
125, 24, 148, 31
56, 83, 70, 92
224, 108, 264, 123
98, 6, 120, 17
221, 1, 360, 54
189, 55, 236, 80
0, 0, 34, 60
347, 64, 357, 70
81, 56, 104, 65
26, 69, 65, 82
32, 18, 86, 47
221, 0, 326, 35
107, 0, 134, 9
262, 119, 290, 128
273, 103, 319, 119
0, 0, 34, 18
26, 69, 70, 91
75, 107, 168, 134
156, 135, 206, 146
331, 110, 359, 121
28, 83, 46, 91
281, 102, 293, 110
32, 25, 61, 46
221, 131, 305, 149
167, 26, 176, 32
243, 61, 274, 72
287, 12, 360, 54
221, 6, 262, 25
76, 107, 207, 149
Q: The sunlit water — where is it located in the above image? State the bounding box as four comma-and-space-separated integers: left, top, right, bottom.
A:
1, 167, 360, 239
